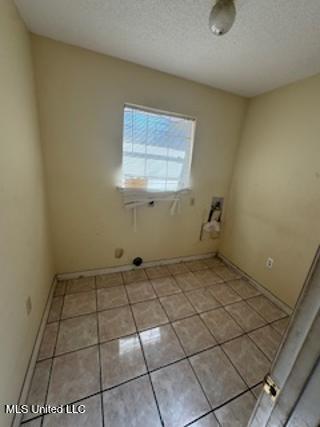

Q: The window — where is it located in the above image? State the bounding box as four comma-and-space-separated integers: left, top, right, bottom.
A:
121, 104, 195, 193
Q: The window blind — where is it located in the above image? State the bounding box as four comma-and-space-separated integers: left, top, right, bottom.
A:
121, 104, 195, 193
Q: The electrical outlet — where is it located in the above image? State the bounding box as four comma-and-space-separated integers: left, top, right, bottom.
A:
26, 296, 32, 316
115, 248, 124, 258
266, 257, 274, 269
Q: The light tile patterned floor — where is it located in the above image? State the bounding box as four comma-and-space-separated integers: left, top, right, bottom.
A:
22, 257, 289, 427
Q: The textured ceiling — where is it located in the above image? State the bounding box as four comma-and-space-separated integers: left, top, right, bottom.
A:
15, 0, 320, 96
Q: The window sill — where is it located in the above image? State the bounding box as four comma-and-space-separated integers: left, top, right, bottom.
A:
117, 187, 191, 200
117, 187, 192, 230
117, 186, 191, 194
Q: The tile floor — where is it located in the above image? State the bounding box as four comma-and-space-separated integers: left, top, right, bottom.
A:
21, 257, 290, 427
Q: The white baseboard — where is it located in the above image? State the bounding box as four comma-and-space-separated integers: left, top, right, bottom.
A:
218, 253, 293, 316
12, 276, 57, 427
57, 252, 217, 281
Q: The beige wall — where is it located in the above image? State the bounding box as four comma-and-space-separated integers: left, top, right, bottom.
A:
0, 2, 54, 425
220, 74, 320, 307
31, 36, 247, 273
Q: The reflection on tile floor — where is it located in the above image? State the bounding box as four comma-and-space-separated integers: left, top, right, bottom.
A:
21, 257, 290, 427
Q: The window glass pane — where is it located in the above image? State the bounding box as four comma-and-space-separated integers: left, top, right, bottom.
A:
146, 145, 167, 157
132, 143, 146, 154
167, 161, 183, 179
168, 147, 185, 160
166, 180, 179, 191
122, 105, 195, 191
123, 156, 145, 178
148, 179, 167, 191
123, 142, 133, 153
146, 159, 167, 178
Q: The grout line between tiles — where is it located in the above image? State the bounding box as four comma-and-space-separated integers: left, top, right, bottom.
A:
193, 386, 254, 423
51, 271, 280, 326
245, 296, 288, 324
148, 274, 182, 298
212, 299, 271, 390
183, 409, 220, 427
94, 276, 105, 427
122, 279, 165, 426
246, 331, 276, 363
173, 308, 248, 425
223, 299, 267, 327
201, 285, 268, 390
155, 294, 220, 425
218, 311, 277, 390
27, 260, 288, 425
31, 353, 267, 419
221, 296, 286, 362
39, 299, 287, 365
21, 415, 43, 425
21, 375, 266, 426
220, 342, 253, 389
36, 294, 64, 427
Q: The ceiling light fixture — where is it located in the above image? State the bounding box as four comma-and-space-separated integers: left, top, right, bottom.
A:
209, 0, 236, 36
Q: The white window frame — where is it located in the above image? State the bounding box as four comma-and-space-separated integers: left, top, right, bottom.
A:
119, 103, 196, 195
